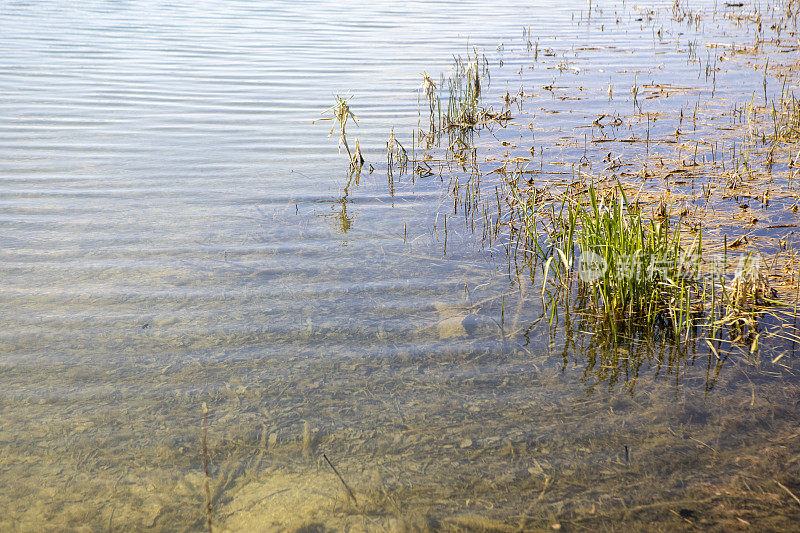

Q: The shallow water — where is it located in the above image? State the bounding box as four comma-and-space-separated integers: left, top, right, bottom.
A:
2, 0, 800, 530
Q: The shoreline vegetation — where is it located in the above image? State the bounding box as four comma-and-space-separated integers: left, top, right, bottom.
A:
327, 0, 800, 364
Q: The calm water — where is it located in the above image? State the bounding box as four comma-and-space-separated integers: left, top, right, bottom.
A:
1, 0, 585, 372
2, 0, 800, 530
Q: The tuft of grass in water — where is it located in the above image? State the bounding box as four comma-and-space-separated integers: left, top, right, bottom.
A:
511, 177, 785, 346
413, 50, 510, 156
563, 181, 700, 338
714, 251, 778, 350
441, 50, 489, 131
772, 86, 800, 144
321, 94, 359, 160
515, 180, 704, 340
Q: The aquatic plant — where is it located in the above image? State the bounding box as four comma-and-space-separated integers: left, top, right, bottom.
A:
579, 186, 696, 337
773, 87, 800, 144
443, 51, 488, 130
528, 181, 702, 339
418, 71, 439, 129
321, 94, 359, 162
386, 129, 408, 176
508, 172, 792, 348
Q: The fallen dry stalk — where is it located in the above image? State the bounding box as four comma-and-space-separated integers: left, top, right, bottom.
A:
202, 402, 213, 533
323, 453, 358, 506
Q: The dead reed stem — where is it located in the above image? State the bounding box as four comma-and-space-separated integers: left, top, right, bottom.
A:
202, 402, 213, 533
322, 453, 358, 506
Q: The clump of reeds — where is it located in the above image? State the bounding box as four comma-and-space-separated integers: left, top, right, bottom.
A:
508, 172, 792, 347
729, 253, 773, 311
515, 180, 703, 339
772, 88, 800, 144
573, 184, 701, 338
442, 51, 488, 130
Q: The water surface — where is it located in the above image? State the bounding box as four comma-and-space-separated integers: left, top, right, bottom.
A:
2, 0, 800, 530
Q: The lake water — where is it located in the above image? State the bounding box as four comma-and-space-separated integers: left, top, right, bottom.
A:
2, 0, 800, 530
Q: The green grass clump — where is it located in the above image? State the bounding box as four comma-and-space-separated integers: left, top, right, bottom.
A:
439, 50, 488, 131
521, 181, 703, 339
444, 57, 482, 128
569, 183, 701, 338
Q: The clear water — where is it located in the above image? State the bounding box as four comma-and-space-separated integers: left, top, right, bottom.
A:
0, 0, 592, 372
2, 0, 800, 530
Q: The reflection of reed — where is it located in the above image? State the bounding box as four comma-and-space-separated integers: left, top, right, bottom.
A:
327, 168, 359, 234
